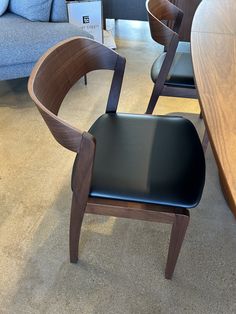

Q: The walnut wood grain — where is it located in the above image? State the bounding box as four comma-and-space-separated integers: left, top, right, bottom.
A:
191, 0, 236, 34
191, 0, 236, 215
70, 133, 96, 263
87, 197, 190, 224
170, 0, 201, 42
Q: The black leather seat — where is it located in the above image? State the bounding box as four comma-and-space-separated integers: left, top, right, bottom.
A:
87, 113, 205, 208
151, 52, 195, 88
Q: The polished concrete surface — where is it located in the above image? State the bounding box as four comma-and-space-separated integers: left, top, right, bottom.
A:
1, 21, 236, 313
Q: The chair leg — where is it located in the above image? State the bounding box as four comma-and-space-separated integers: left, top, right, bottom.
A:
165, 211, 189, 280
69, 192, 87, 263
84, 74, 87, 85
145, 83, 162, 114
103, 17, 106, 30
69, 133, 95, 263
202, 129, 209, 153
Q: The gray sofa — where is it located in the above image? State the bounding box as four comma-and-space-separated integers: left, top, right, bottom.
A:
0, 0, 92, 81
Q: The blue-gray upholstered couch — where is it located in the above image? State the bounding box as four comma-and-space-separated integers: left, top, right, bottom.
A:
0, 0, 92, 81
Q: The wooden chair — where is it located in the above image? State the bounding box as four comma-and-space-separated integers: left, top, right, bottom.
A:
28, 37, 205, 279
168, 0, 202, 43
145, 0, 197, 114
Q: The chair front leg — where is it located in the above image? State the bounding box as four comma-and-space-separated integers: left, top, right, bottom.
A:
165, 210, 190, 279
69, 191, 88, 263
69, 132, 95, 263
202, 130, 209, 153
146, 81, 164, 114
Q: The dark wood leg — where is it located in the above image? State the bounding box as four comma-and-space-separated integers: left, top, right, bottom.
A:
165, 211, 189, 279
202, 129, 209, 153
103, 17, 106, 30
146, 83, 162, 114
84, 74, 87, 85
69, 133, 95, 263
69, 192, 87, 263
199, 110, 203, 119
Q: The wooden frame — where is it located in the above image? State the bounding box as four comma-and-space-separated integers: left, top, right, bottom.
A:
28, 37, 191, 280
169, 0, 201, 42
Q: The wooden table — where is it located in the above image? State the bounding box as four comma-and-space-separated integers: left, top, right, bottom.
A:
191, 0, 236, 216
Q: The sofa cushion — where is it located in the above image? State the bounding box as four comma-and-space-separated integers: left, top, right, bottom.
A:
0, 13, 93, 67
0, 62, 36, 80
50, 0, 68, 22
9, 0, 53, 22
0, 0, 9, 16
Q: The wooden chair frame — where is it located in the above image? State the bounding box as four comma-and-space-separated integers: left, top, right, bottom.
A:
28, 37, 190, 279
146, 0, 197, 114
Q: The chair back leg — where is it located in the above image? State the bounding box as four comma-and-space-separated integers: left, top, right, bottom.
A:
70, 192, 88, 262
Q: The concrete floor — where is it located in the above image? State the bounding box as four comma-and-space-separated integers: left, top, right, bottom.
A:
0, 20, 236, 314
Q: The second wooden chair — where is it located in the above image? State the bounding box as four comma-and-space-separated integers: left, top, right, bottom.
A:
145, 0, 197, 114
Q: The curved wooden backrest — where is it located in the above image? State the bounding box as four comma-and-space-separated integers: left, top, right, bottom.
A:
28, 37, 126, 152
146, 0, 183, 47
171, 0, 201, 42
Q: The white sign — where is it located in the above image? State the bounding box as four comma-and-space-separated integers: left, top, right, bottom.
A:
67, 1, 103, 44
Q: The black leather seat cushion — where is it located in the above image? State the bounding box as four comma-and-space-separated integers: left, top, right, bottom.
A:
151, 52, 195, 88
83, 113, 205, 208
